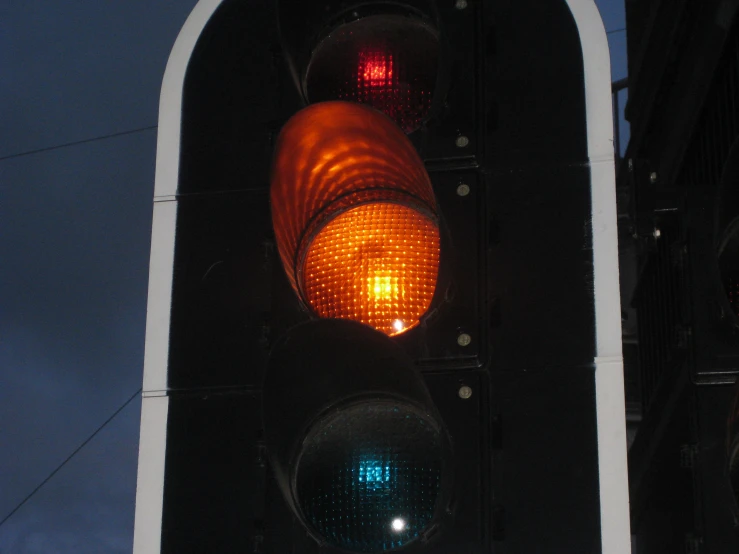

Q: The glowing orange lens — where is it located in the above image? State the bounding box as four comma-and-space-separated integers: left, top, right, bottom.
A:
303, 203, 439, 336
270, 101, 439, 336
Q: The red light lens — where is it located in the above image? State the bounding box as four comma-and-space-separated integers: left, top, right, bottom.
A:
305, 15, 439, 133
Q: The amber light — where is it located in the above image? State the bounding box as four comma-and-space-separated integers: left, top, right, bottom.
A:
270, 101, 439, 336
304, 203, 439, 336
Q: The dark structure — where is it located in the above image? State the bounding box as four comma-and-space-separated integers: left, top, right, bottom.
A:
622, 0, 739, 550
133, 0, 628, 552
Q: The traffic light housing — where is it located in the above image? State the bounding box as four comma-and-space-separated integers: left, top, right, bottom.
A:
263, 319, 454, 552
133, 1, 630, 553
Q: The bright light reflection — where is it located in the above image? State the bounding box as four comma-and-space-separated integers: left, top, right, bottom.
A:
391, 518, 406, 532
392, 319, 405, 332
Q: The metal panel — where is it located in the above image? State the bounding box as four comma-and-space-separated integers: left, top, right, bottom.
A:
487, 164, 596, 371
178, 0, 299, 195
629, 381, 697, 554
168, 191, 273, 390
160, 391, 264, 553
695, 385, 739, 552
490, 365, 602, 553
632, 212, 689, 413
680, 21, 739, 384
397, 169, 486, 368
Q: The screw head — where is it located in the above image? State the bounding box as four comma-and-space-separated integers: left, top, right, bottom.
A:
650, 171, 658, 183
458, 385, 473, 399
455, 0, 468, 9
455, 135, 470, 148
457, 333, 472, 347
653, 228, 661, 239
456, 183, 470, 197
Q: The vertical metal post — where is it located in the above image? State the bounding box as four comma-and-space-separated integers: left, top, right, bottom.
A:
611, 78, 629, 162
613, 89, 621, 160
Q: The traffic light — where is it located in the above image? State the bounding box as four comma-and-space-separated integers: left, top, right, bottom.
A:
269, 101, 441, 337
263, 319, 453, 552
265, 9, 452, 547
133, 1, 630, 553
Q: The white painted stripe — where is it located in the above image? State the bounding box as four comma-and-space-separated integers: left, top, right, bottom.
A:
590, 158, 624, 358
154, 0, 227, 199
132, 396, 170, 554
565, 1, 632, 552
142, 200, 178, 394
594, 356, 631, 553
134, 2, 227, 552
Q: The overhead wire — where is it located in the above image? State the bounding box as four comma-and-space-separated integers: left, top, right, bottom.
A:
0, 125, 157, 163
0, 388, 143, 530
0, 29, 625, 165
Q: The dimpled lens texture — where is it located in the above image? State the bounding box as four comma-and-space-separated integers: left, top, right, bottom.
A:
270, 102, 439, 332
302, 203, 439, 336
296, 402, 443, 552
305, 15, 439, 133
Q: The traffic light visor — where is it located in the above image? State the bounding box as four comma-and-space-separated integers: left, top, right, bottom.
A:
270, 101, 440, 336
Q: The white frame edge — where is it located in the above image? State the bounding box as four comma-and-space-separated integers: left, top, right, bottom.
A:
153, 0, 227, 200
132, 396, 170, 554
565, 1, 632, 552
133, 1, 227, 552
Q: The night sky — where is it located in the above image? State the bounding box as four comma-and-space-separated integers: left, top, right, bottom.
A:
0, 1, 628, 552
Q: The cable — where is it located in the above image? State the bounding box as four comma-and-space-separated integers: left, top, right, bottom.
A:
0, 126, 157, 163
0, 27, 627, 164
0, 387, 143, 530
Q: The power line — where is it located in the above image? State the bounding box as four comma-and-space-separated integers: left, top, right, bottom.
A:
0, 28, 626, 164
0, 126, 157, 163
0, 388, 143, 530
0, 43, 629, 164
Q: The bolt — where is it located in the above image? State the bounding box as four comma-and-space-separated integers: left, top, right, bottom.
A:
456, 183, 470, 197
455, 0, 468, 9
650, 171, 658, 184
458, 385, 473, 399
457, 333, 472, 347
455, 135, 470, 148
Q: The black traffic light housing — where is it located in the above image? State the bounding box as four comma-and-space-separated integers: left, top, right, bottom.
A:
133, 0, 630, 552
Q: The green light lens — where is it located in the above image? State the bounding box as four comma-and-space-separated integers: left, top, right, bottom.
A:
296, 401, 443, 552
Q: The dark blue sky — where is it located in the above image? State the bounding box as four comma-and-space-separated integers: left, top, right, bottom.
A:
0, 1, 627, 551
